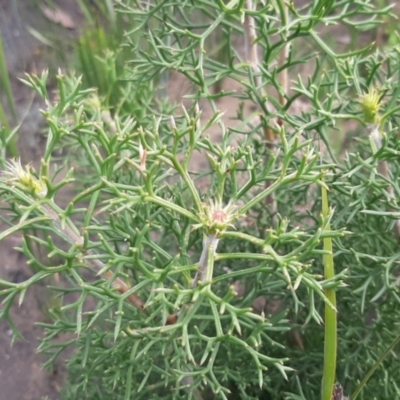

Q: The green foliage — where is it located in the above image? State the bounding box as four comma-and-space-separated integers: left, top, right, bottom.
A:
75, 0, 160, 114
1, 1, 400, 400
75, 19, 125, 111
0, 30, 18, 157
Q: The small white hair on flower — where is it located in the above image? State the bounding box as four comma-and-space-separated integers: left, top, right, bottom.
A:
193, 199, 240, 236
2, 158, 47, 198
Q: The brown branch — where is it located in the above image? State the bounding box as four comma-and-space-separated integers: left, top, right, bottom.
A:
245, 0, 278, 225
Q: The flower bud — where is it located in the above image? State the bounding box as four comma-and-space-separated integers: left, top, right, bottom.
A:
359, 88, 383, 125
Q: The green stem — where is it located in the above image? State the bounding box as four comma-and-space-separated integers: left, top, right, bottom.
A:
147, 195, 199, 222
321, 181, 337, 400
238, 172, 296, 214
351, 333, 400, 400
169, 153, 202, 211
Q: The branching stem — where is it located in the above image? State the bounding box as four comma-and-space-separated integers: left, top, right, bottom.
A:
41, 203, 145, 311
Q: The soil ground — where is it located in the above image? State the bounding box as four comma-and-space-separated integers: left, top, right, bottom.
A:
0, 2, 83, 399
0, 235, 65, 400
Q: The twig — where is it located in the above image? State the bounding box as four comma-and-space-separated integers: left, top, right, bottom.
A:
191, 234, 220, 287
165, 234, 220, 323
278, 1, 289, 113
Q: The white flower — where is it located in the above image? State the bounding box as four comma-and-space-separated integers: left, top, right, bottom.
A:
2, 158, 47, 198
193, 199, 240, 236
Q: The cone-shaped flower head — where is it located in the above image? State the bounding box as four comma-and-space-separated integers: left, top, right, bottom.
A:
359, 88, 383, 125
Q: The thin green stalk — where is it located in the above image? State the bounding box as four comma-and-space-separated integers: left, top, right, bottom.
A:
321, 180, 337, 400
238, 171, 297, 214
169, 154, 203, 210
147, 194, 199, 221
351, 333, 400, 400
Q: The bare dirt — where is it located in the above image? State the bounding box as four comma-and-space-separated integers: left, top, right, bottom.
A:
0, 1, 82, 399
0, 232, 65, 400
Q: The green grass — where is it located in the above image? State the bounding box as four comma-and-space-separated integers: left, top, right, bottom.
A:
0, 31, 18, 157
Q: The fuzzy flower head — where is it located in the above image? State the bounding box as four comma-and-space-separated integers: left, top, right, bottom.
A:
2, 159, 47, 198
84, 93, 102, 111
359, 88, 384, 125
194, 200, 240, 236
